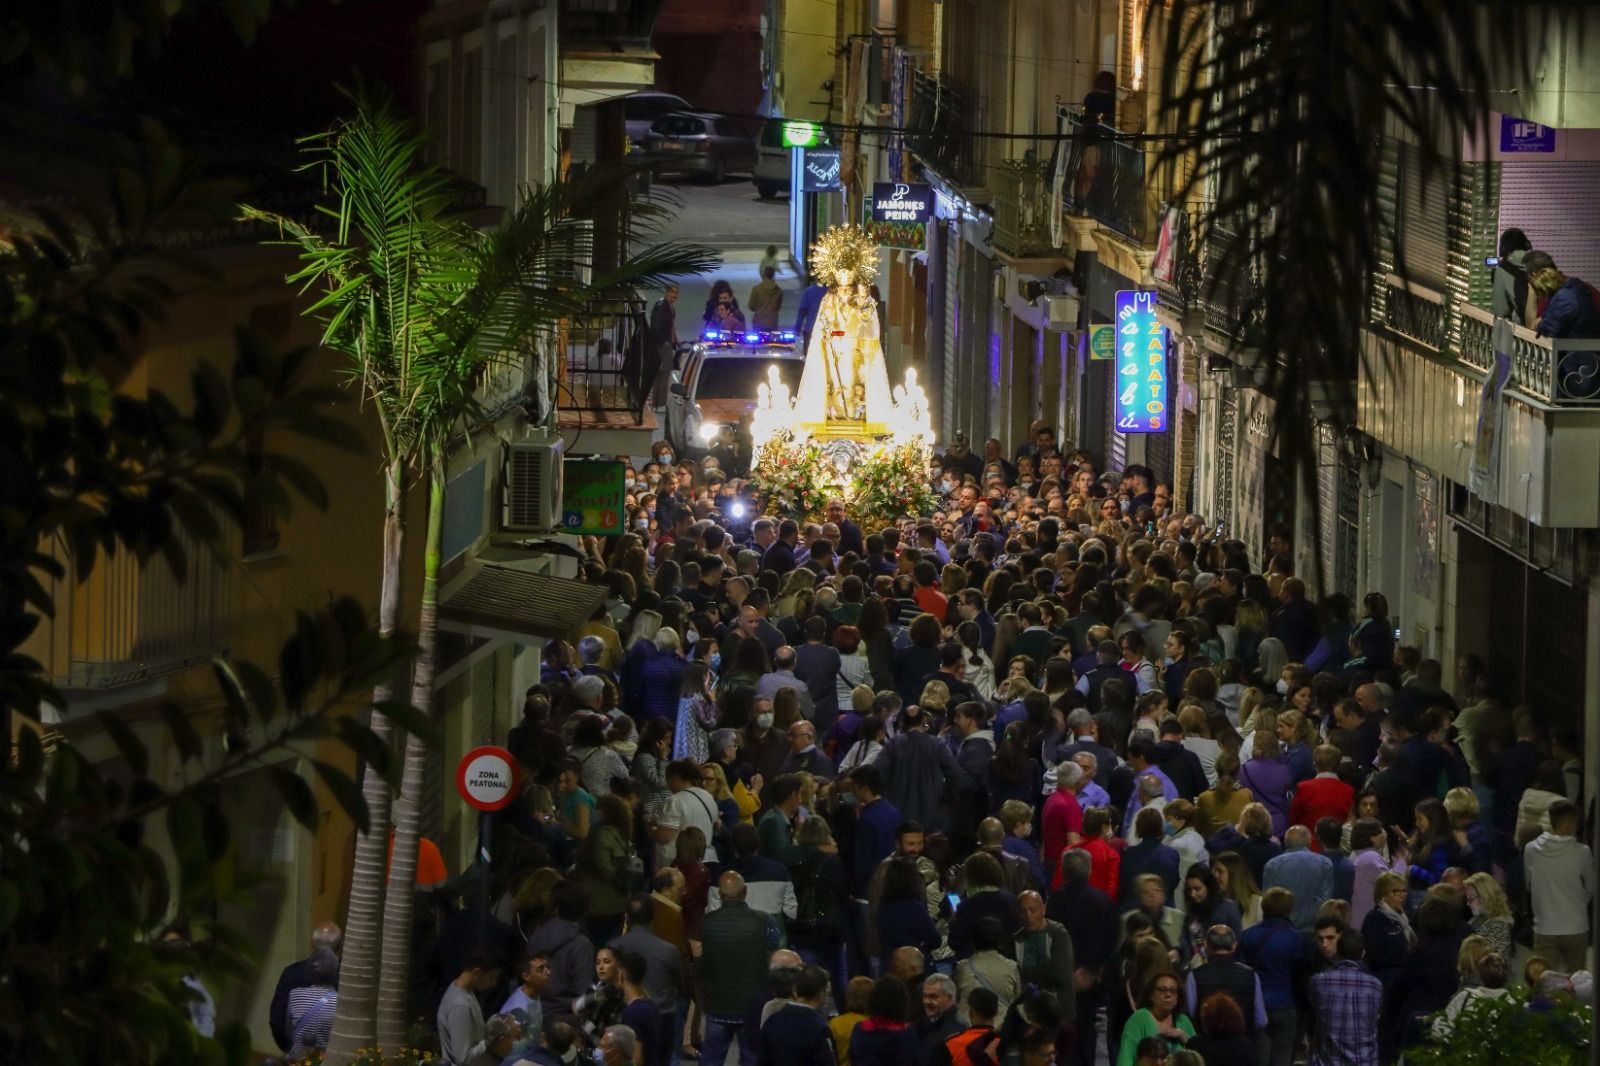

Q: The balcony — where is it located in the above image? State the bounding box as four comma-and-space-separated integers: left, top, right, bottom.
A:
991, 158, 1058, 259
24, 528, 231, 693
1152, 204, 1264, 346
906, 68, 984, 188
1058, 106, 1171, 243
559, 298, 652, 424
559, 0, 661, 45
1379, 274, 1600, 406
1362, 274, 1600, 526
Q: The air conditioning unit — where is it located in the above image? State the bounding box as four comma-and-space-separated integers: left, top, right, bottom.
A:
1041, 294, 1079, 329
502, 440, 564, 532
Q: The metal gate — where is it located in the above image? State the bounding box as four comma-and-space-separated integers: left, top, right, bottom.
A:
1484, 539, 1588, 736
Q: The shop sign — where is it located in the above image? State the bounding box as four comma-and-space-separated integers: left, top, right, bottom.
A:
870, 182, 933, 224
560, 459, 625, 535
1499, 116, 1555, 154
1088, 323, 1116, 361
862, 193, 925, 251
781, 120, 824, 148
800, 148, 842, 191
1114, 289, 1168, 433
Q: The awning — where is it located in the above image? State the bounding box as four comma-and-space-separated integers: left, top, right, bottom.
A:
439, 563, 607, 643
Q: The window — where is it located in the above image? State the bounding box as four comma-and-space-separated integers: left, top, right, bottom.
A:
653, 115, 707, 137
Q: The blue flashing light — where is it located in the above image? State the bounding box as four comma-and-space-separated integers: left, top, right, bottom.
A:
702, 329, 723, 341
778, 330, 797, 342
743, 332, 762, 344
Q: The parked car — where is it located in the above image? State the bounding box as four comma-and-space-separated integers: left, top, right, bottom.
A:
640, 112, 757, 183
753, 118, 832, 199
623, 92, 691, 153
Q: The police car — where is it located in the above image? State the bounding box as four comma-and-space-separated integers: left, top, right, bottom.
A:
664, 327, 805, 458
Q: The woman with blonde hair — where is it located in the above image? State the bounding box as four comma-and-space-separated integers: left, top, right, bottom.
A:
1210, 851, 1263, 928
916, 679, 951, 715
1456, 934, 1495, 988
774, 567, 817, 619
1195, 751, 1253, 836
1176, 704, 1220, 786
1463, 873, 1514, 958
1233, 803, 1282, 887
1275, 708, 1316, 783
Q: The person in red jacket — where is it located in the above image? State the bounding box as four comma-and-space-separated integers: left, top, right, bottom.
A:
1041, 761, 1086, 885
1288, 745, 1355, 851
1067, 806, 1122, 897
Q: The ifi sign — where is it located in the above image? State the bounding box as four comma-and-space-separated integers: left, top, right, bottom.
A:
871, 182, 933, 224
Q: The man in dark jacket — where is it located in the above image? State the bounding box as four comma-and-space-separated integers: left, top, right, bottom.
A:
1048, 850, 1117, 1066
876, 705, 962, 834
1270, 578, 1320, 662
948, 701, 995, 852
762, 519, 800, 576
1185, 926, 1267, 1039
917, 973, 964, 1066
269, 922, 342, 1051
1365, 743, 1420, 834
758, 964, 836, 1066
793, 615, 842, 731
1075, 640, 1126, 716
1151, 717, 1209, 800
700, 871, 775, 1066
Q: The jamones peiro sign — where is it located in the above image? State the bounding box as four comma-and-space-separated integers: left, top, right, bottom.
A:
456, 746, 520, 812
870, 182, 933, 225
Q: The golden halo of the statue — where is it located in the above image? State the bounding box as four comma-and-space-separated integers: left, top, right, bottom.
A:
810, 224, 880, 287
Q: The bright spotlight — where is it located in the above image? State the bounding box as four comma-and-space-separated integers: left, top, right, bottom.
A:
698, 422, 720, 442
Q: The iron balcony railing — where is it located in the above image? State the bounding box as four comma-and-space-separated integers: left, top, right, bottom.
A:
23, 527, 231, 691
560, 298, 653, 423
906, 68, 984, 188
991, 157, 1057, 258
1058, 106, 1170, 243
1152, 203, 1265, 345
1380, 273, 1600, 405
559, 0, 661, 43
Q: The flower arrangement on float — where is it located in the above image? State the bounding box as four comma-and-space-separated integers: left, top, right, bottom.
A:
746, 361, 936, 523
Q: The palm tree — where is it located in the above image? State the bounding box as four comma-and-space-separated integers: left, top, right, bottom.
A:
243, 92, 717, 1061
1151, 1, 1545, 582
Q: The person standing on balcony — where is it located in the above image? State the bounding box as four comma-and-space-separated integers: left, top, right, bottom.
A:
648, 283, 679, 409
1491, 227, 1535, 325
1527, 250, 1600, 400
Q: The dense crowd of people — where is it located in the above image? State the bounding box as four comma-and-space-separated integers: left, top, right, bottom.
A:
272, 423, 1594, 1066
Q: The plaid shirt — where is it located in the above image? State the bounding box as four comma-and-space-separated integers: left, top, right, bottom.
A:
1309, 960, 1383, 1066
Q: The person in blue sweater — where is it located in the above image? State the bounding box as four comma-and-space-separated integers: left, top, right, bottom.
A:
1238, 887, 1309, 1066
847, 765, 901, 898
758, 964, 837, 1066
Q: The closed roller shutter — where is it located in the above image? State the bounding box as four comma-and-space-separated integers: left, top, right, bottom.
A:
1316, 423, 1339, 594
1379, 140, 1452, 291
1105, 365, 1126, 474
1497, 160, 1600, 288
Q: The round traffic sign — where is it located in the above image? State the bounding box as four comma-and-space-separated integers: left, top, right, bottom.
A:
455, 746, 520, 812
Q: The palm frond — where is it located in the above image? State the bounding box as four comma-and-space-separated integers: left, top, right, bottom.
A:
1153, 0, 1550, 583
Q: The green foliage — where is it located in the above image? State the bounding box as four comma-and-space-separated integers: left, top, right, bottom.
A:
1406, 986, 1592, 1066
240, 88, 720, 474
749, 434, 835, 521
0, 599, 423, 1066
1152, 0, 1547, 586
851, 441, 937, 528
0, 80, 428, 1066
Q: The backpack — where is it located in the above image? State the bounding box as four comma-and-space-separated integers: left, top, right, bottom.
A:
788, 859, 842, 942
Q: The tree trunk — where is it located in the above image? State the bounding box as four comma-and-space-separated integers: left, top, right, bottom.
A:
375, 460, 444, 1052
324, 461, 406, 1064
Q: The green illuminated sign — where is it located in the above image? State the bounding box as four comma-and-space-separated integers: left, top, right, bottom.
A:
781, 120, 823, 148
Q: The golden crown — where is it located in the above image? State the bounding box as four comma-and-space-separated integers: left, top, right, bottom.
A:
810, 224, 879, 287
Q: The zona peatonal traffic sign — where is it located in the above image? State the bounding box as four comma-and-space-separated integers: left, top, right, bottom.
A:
455, 745, 520, 812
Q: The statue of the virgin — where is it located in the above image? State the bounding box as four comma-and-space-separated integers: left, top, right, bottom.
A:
793, 225, 894, 425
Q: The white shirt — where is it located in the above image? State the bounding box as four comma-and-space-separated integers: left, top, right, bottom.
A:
657, 785, 720, 867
